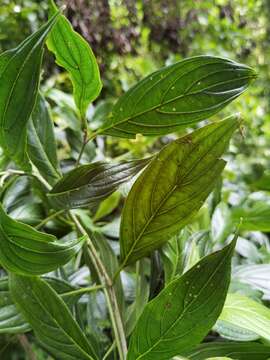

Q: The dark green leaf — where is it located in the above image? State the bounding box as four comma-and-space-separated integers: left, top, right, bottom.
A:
10, 274, 98, 360
0, 12, 59, 167
127, 238, 236, 359
179, 342, 270, 360
0, 205, 86, 275
27, 93, 60, 185
47, 0, 102, 119
0, 277, 30, 334
100, 56, 255, 138
48, 158, 150, 210
120, 116, 239, 266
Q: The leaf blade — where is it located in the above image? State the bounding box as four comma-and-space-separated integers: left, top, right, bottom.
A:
120, 116, 239, 266
0, 205, 86, 276
127, 239, 236, 360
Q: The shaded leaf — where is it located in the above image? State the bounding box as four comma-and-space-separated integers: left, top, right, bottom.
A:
100, 56, 255, 138
0, 12, 59, 167
48, 158, 150, 210
0, 205, 86, 275
219, 293, 270, 341
28, 93, 60, 185
127, 239, 236, 360
120, 116, 239, 266
10, 274, 98, 360
179, 342, 270, 360
47, 0, 102, 118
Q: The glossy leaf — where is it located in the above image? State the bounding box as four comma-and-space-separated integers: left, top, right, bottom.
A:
0, 277, 30, 334
120, 116, 239, 266
47, 0, 102, 118
219, 293, 270, 341
100, 56, 255, 137
179, 342, 270, 360
48, 158, 150, 209
27, 93, 60, 185
10, 274, 98, 360
127, 239, 236, 360
0, 205, 86, 275
0, 12, 59, 167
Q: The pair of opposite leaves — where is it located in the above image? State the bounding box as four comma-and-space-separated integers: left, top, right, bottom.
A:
0, 0, 255, 167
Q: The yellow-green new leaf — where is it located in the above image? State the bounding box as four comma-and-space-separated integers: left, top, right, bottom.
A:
0, 12, 59, 168
127, 239, 236, 360
47, 0, 102, 119
10, 274, 98, 360
0, 205, 86, 276
120, 116, 239, 266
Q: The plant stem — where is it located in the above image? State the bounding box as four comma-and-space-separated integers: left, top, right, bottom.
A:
17, 334, 37, 360
61, 284, 104, 298
71, 213, 127, 360
102, 340, 116, 360
35, 209, 66, 229
75, 128, 88, 167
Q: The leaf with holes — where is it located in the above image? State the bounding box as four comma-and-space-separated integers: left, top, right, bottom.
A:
47, 0, 102, 119
126, 238, 236, 360
0, 12, 59, 168
100, 56, 255, 138
48, 158, 150, 209
120, 116, 239, 266
10, 274, 99, 360
0, 205, 86, 276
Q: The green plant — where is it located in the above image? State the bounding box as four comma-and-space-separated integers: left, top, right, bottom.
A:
0, 2, 268, 360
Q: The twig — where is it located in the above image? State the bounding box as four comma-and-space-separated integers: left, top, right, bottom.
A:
61, 284, 104, 298
35, 209, 66, 229
17, 334, 37, 360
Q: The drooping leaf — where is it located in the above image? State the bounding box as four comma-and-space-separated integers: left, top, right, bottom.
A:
0, 205, 86, 275
27, 93, 60, 185
218, 293, 270, 341
48, 158, 150, 210
0, 277, 30, 334
0, 12, 59, 168
100, 56, 255, 138
10, 274, 98, 360
179, 342, 270, 360
120, 116, 239, 266
47, 0, 102, 119
126, 238, 236, 360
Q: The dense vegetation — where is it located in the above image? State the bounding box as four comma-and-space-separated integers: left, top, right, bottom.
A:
0, 1, 270, 359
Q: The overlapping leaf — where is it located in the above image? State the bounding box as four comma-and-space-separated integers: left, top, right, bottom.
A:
120, 116, 239, 266
48, 158, 150, 209
219, 293, 270, 341
179, 342, 270, 360
127, 238, 236, 360
0, 12, 59, 167
47, 0, 102, 118
28, 93, 60, 185
10, 274, 98, 360
0, 205, 86, 275
100, 56, 255, 137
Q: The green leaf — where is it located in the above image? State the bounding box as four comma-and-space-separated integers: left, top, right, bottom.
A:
219, 293, 270, 341
232, 201, 270, 232
93, 191, 121, 221
179, 342, 270, 360
127, 238, 236, 360
214, 320, 259, 341
48, 158, 150, 210
0, 12, 59, 168
0, 277, 30, 334
100, 56, 255, 138
46, 0, 102, 119
27, 93, 60, 185
10, 274, 98, 360
0, 205, 86, 275
120, 116, 239, 266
